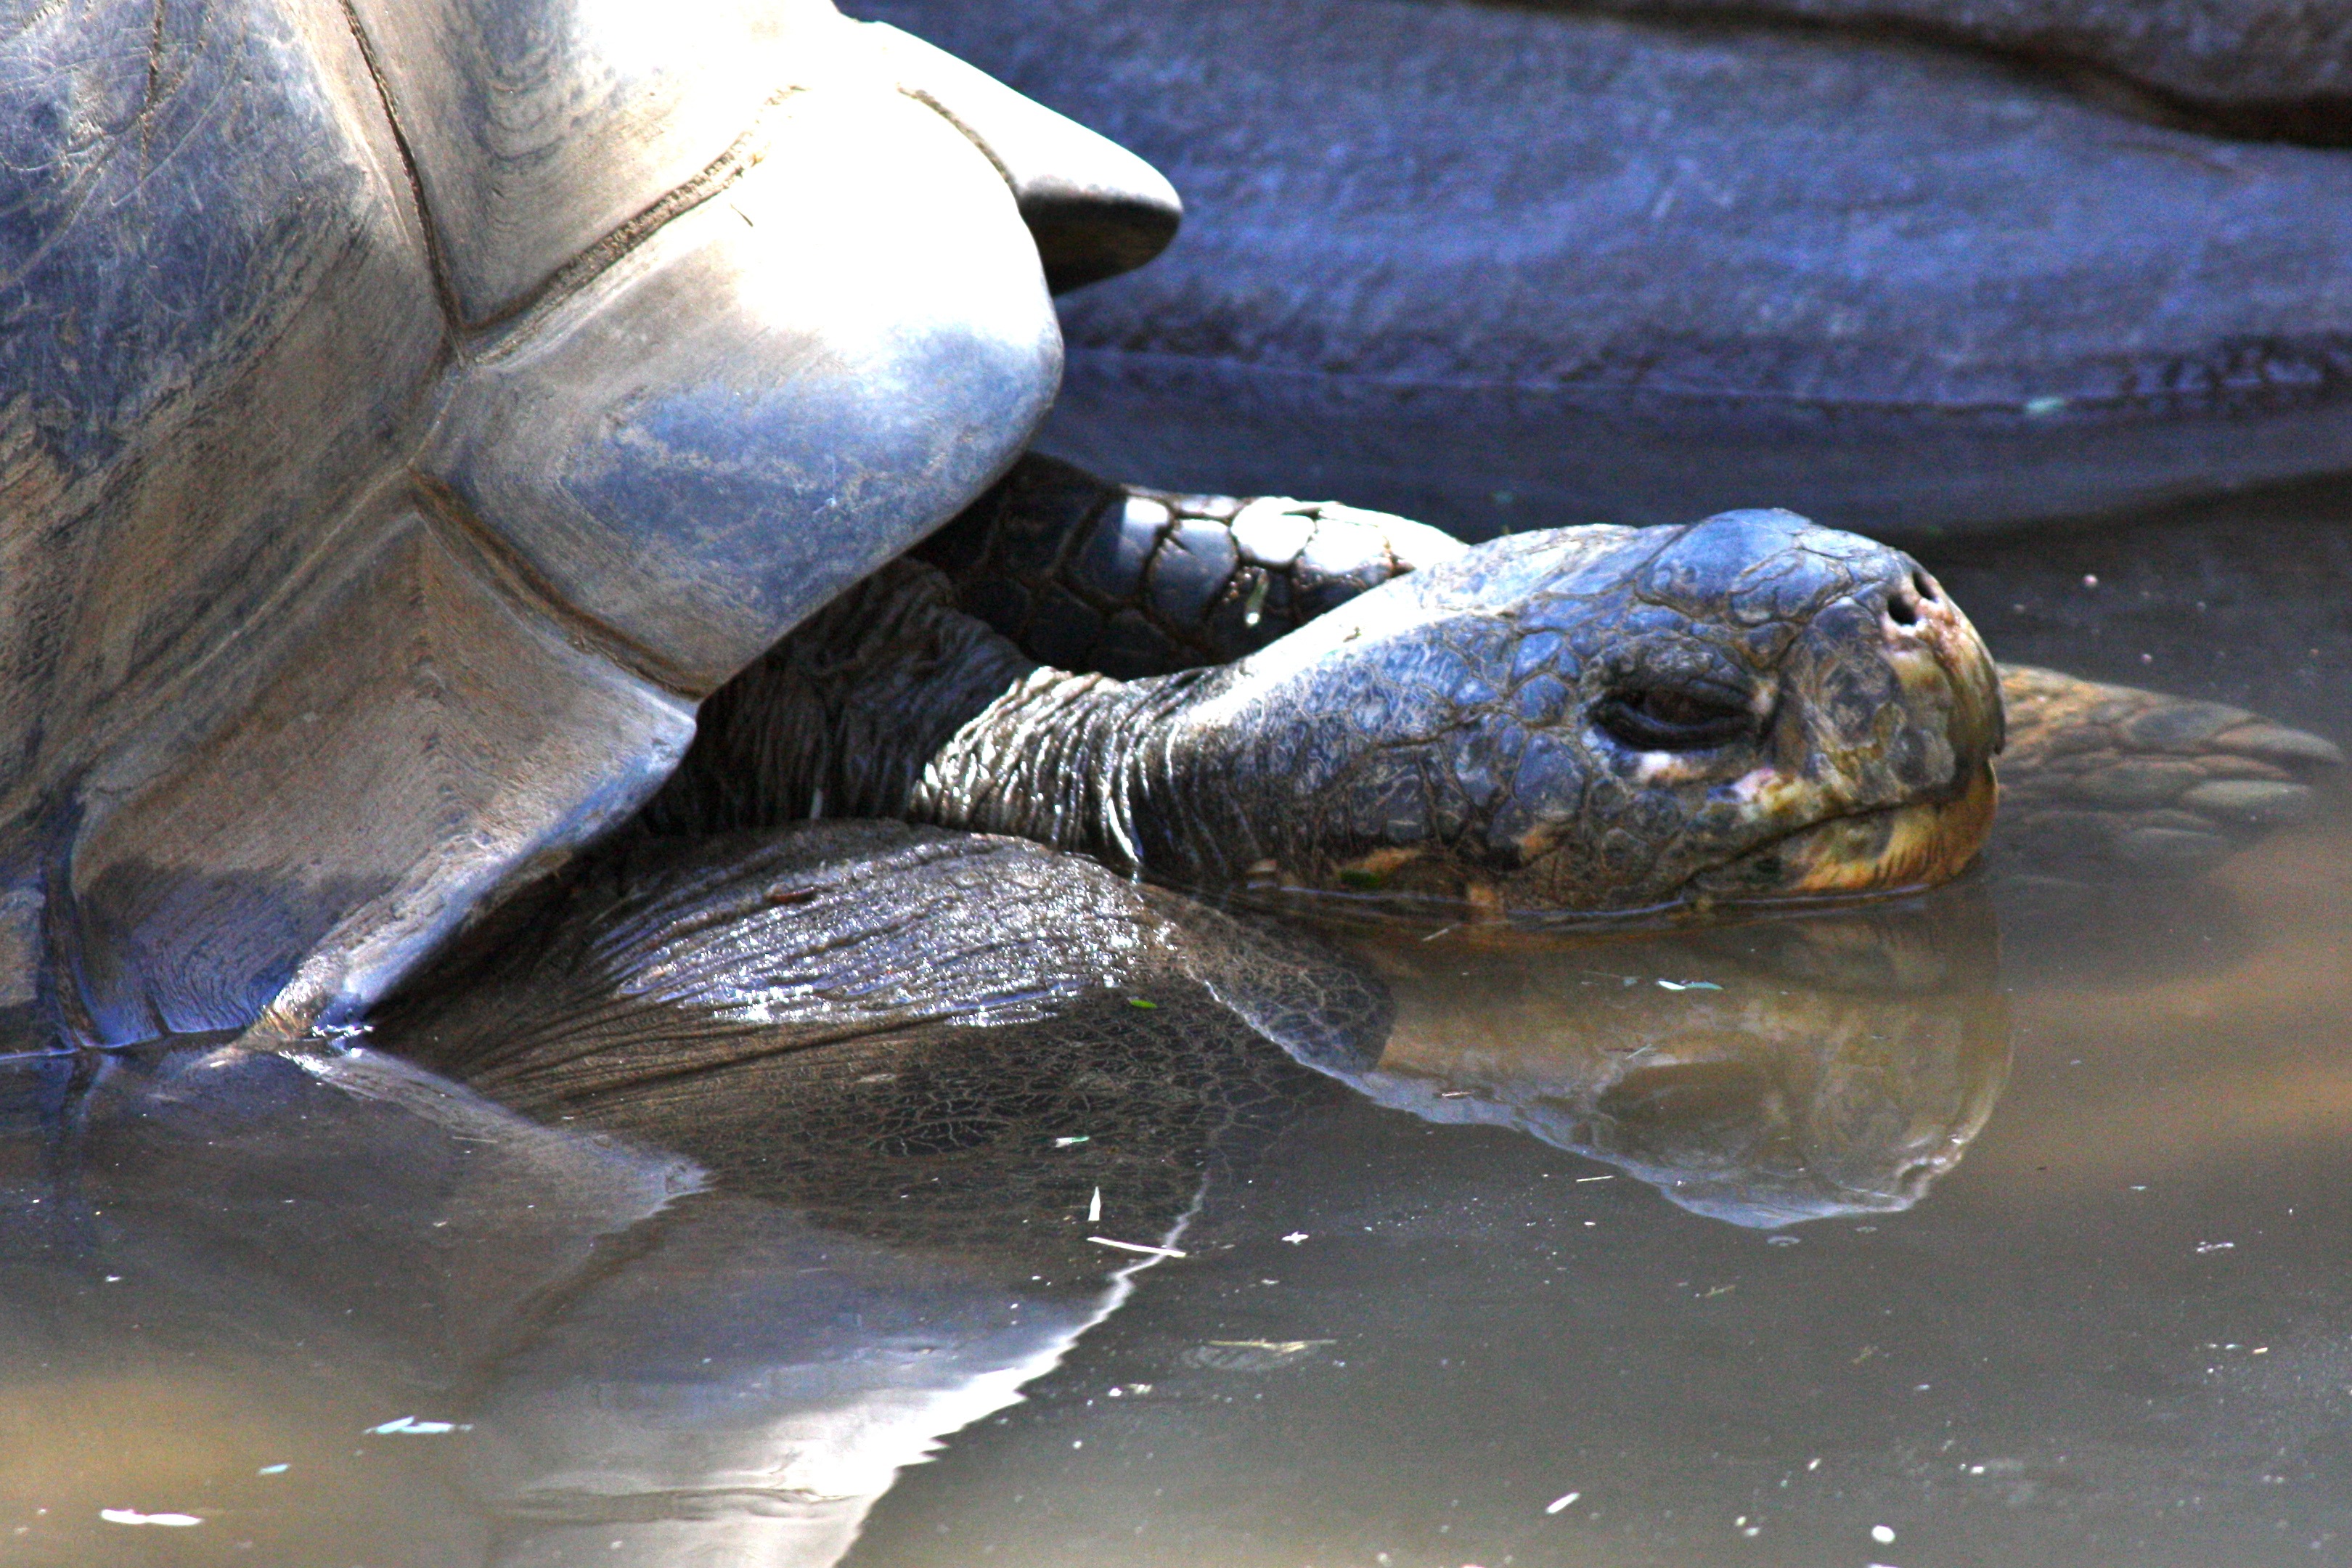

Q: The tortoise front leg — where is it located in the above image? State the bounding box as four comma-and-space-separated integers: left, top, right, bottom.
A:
916, 454, 1463, 677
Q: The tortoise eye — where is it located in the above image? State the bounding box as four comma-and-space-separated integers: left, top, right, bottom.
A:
1595, 685, 1756, 751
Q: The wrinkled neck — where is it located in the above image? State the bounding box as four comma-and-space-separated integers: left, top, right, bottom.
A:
644, 561, 1031, 831
647, 560, 1260, 888
909, 663, 1251, 884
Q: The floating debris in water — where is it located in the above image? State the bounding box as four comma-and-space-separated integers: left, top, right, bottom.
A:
1087, 1236, 1187, 1259
99, 1510, 201, 1527
1053, 1135, 1090, 1148
1126, 997, 1158, 1009
1184, 1339, 1334, 1371
1545, 1491, 1581, 1514
1767, 1234, 1800, 1246
367, 1416, 470, 1435
1281, 1231, 1310, 1244
256, 1464, 288, 1476
1872, 1524, 1898, 1543
1655, 979, 1721, 992
2195, 1241, 2236, 1254
1088, 1187, 1103, 1223
1573, 1175, 1614, 1184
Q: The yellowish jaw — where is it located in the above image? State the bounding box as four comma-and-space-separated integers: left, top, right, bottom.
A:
1702, 764, 1999, 902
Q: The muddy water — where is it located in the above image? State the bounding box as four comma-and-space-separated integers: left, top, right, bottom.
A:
843, 822, 2352, 1568
2, 497, 2348, 1568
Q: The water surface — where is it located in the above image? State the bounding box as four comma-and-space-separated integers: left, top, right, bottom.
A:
2, 494, 2348, 1568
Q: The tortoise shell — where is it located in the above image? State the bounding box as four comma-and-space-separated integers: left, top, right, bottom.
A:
0, 0, 1175, 1043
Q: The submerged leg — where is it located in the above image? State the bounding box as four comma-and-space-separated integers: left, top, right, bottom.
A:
373, 820, 1370, 1273
1990, 664, 2344, 875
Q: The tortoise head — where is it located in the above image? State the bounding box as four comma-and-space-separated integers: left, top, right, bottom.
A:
1176, 509, 2002, 919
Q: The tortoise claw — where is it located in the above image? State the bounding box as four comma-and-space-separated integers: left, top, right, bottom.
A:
2208, 722, 2348, 769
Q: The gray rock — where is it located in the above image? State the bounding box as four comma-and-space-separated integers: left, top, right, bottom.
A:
1546, 0, 2352, 110
860, 0, 2352, 542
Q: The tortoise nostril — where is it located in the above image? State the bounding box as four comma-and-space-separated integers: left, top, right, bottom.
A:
1885, 565, 1944, 628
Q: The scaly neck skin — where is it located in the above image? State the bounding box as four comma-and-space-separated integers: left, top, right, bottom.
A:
652, 559, 1262, 886
908, 661, 1256, 886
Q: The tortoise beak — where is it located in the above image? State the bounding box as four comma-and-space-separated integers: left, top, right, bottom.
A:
1696, 566, 2005, 904
1776, 568, 2004, 896
1716, 764, 2000, 899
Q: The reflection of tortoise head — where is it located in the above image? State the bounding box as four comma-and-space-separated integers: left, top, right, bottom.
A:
1347, 894, 2012, 1227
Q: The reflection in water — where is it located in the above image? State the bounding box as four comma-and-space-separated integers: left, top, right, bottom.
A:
0, 1042, 1130, 1566
1342, 891, 2011, 1227
2, 503, 2343, 1568
0, 818, 2043, 1564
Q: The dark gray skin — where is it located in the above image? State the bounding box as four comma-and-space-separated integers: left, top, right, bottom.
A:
649, 453, 2340, 926
910, 448, 1473, 678
855, 0, 2352, 543
650, 492, 2004, 921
